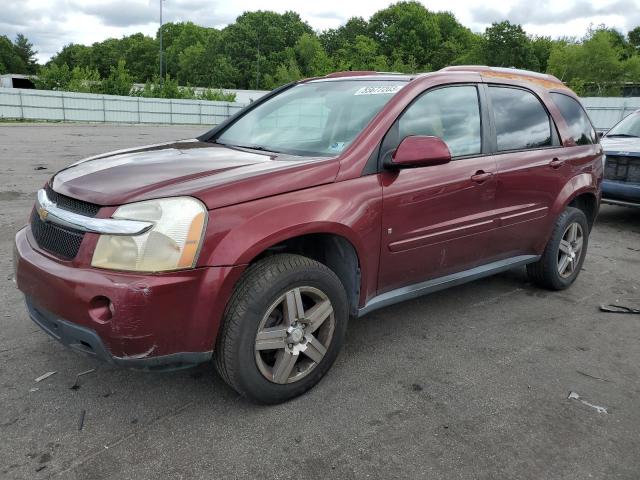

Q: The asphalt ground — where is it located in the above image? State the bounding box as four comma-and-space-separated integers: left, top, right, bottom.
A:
1, 123, 639, 480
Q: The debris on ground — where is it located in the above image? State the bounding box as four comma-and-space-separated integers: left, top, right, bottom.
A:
70, 368, 96, 390
78, 410, 86, 431
33, 166, 47, 170
568, 391, 608, 414
29, 387, 39, 393
34, 371, 57, 383
576, 370, 610, 382
600, 304, 640, 314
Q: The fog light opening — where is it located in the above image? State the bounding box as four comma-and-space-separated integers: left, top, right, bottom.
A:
88, 296, 114, 323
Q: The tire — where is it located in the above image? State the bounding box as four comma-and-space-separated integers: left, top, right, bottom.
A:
526, 207, 589, 290
214, 253, 349, 404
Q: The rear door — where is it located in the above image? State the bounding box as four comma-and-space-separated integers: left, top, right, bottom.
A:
377, 84, 499, 293
484, 85, 571, 260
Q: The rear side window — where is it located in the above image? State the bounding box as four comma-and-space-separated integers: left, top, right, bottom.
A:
550, 93, 596, 145
489, 86, 553, 151
397, 85, 481, 157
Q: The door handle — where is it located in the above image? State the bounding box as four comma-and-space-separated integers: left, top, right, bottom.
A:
549, 158, 564, 169
471, 171, 493, 183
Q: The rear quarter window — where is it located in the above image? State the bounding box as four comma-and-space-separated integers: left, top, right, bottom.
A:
489, 86, 554, 151
550, 93, 597, 145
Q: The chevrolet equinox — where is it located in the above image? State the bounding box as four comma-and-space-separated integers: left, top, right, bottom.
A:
14, 66, 603, 403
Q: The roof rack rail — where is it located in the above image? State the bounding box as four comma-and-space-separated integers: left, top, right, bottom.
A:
324, 71, 380, 78
439, 65, 565, 88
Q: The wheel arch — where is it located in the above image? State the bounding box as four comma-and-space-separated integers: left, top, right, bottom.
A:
539, 173, 599, 252
551, 173, 599, 223
567, 191, 598, 231
246, 231, 362, 317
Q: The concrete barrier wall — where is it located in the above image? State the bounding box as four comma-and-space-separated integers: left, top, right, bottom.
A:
0, 88, 247, 125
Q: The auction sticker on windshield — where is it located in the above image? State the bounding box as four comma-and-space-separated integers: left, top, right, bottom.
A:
354, 85, 404, 95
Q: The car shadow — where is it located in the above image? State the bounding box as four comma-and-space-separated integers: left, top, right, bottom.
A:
596, 204, 640, 232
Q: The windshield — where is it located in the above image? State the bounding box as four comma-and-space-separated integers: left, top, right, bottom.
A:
606, 112, 640, 138
216, 80, 407, 156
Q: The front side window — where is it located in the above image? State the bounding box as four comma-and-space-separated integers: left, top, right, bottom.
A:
397, 85, 482, 157
605, 111, 640, 138
216, 80, 407, 157
489, 86, 553, 151
550, 93, 596, 145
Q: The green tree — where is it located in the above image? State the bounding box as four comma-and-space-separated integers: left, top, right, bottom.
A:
100, 59, 134, 95
177, 42, 239, 88
34, 63, 100, 92
335, 35, 389, 71
295, 33, 332, 77
32, 63, 72, 90
0, 35, 26, 74
49, 43, 91, 70
484, 21, 538, 69
120, 33, 158, 82
431, 12, 477, 69
547, 30, 625, 95
320, 17, 369, 56
221, 10, 313, 89
629, 26, 640, 50
263, 56, 302, 89
135, 75, 183, 98
84, 38, 122, 78
14, 34, 38, 74
531, 36, 554, 72
159, 22, 213, 78
66, 66, 101, 93
622, 55, 640, 82
368, 2, 441, 70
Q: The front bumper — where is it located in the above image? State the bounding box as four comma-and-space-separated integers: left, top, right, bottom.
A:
26, 298, 210, 369
14, 227, 245, 369
602, 179, 640, 207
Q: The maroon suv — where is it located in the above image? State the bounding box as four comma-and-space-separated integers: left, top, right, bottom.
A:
14, 67, 602, 403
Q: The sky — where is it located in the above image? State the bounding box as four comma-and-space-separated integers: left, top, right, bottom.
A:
2, 0, 640, 63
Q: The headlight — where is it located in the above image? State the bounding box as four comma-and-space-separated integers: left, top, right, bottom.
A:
91, 197, 207, 272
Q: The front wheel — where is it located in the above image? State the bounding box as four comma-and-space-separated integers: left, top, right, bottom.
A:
527, 207, 589, 290
214, 254, 349, 404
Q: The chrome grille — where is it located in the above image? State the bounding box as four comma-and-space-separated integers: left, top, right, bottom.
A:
30, 186, 101, 260
44, 184, 100, 217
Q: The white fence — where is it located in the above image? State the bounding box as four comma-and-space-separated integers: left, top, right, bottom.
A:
1, 87, 638, 131
0, 88, 247, 125
581, 97, 640, 131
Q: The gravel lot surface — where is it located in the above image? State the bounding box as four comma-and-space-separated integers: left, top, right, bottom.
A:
1, 123, 639, 479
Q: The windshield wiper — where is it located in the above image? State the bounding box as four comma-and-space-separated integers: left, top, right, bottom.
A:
606, 133, 640, 138
218, 141, 281, 154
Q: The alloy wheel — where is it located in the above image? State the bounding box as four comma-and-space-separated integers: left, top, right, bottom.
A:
254, 286, 335, 384
557, 222, 584, 278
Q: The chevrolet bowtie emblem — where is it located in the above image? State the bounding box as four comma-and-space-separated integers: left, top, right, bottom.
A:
37, 207, 49, 222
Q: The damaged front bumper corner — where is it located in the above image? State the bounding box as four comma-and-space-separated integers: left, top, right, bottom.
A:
27, 298, 212, 371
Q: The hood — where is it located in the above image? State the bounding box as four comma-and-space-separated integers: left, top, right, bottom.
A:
52, 139, 340, 210
600, 136, 640, 155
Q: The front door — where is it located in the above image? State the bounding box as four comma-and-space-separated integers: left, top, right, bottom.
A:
377, 85, 498, 294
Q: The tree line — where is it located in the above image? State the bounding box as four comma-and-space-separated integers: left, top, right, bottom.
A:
2, 1, 640, 98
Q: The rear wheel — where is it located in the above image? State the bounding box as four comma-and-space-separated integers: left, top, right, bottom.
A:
214, 254, 348, 404
527, 207, 589, 290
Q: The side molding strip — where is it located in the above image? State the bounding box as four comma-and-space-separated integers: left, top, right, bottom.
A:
358, 255, 540, 317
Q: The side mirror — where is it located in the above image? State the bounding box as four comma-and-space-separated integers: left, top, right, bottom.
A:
390, 135, 451, 168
